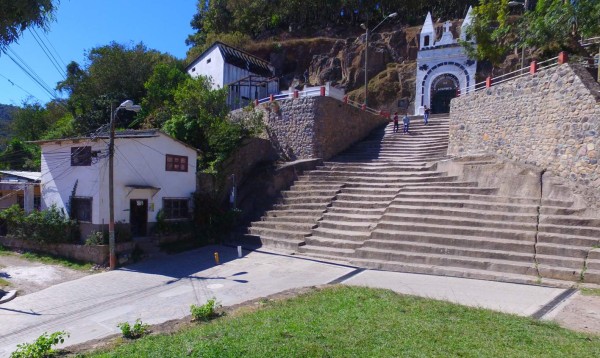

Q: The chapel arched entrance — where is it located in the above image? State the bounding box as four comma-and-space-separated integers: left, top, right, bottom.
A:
430, 74, 459, 114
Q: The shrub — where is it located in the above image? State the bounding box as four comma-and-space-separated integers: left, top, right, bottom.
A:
84, 231, 105, 245
117, 319, 149, 339
190, 298, 220, 322
10, 331, 69, 358
0, 205, 78, 244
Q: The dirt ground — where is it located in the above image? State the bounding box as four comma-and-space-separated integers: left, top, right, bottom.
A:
0, 254, 92, 296
1, 256, 598, 355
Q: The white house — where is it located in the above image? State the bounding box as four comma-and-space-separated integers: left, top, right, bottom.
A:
415, 7, 477, 114
35, 130, 197, 238
186, 41, 279, 109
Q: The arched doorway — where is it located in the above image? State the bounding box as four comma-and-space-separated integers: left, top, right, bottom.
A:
430, 74, 459, 114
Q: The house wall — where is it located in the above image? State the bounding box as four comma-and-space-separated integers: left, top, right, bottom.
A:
40, 133, 197, 231
188, 46, 225, 88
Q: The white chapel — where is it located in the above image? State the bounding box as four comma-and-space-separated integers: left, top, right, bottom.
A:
415, 7, 476, 114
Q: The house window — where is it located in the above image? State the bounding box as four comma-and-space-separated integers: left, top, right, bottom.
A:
191, 67, 196, 72
71, 197, 92, 222
163, 198, 189, 219
207, 58, 211, 64
424, 35, 430, 47
166, 154, 188, 172
71, 146, 92, 166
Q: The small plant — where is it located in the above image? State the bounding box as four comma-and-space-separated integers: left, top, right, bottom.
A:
10, 331, 69, 358
190, 298, 220, 322
117, 319, 149, 339
85, 231, 105, 245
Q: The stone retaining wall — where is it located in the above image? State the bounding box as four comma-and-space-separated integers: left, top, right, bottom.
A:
449, 63, 600, 209
263, 96, 389, 160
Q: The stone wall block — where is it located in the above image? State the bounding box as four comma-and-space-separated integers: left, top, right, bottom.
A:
449, 63, 600, 211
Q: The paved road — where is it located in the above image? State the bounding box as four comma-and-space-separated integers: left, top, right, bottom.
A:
0, 246, 566, 357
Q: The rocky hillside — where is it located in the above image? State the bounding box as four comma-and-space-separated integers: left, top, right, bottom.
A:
244, 21, 467, 112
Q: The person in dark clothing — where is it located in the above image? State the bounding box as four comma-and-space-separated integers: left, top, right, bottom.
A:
424, 106, 430, 125
393, 112, 399, 133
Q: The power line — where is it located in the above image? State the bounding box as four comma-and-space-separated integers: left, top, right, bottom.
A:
36, 27, 68, 68
29, 28, 67, 79
2, 48, 58, 101
0, 72, 40, 100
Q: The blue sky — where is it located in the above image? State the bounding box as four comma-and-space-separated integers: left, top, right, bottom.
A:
0, 0, 198, 106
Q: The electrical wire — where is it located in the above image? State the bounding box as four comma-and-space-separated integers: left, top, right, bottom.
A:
0, 72, 40, 100
29, 28, 67, 79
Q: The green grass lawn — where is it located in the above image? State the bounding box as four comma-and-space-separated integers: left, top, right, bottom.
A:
84, 286, 600, 357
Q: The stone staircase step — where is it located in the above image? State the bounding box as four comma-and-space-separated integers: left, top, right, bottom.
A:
265, 209, 325, 217
262, 215, 322, 223
391, 198, 539, 213
361, 240, 534, 262
349, 258, 574, 287
583, 269, 600, 284
303, 236, 363, 250
352, 248, 538, 275
242, 234, 304, 251
309, 227, 370, 241
538, 223, 600, 238
248, 227, 308, 241
535, 242, 590, 258
540, 214, 600, 227
537, 265, 582, 282
317, 220, 374, 232
381, 212, 537, 231
322, 212, 381, 222
535, 254, 584, 270
386, 205, 537, 223
297, 245, 356, 257
375, 221, 536, 241
251, 220, 317, 231
368, 232, 534, 253
537, 232, 600, 247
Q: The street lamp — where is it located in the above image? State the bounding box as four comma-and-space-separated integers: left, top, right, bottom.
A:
361, 12, 397, 107
508, 0, 529, 70
108, 100, 141, 270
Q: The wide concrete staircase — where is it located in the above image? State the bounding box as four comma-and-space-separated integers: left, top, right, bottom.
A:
246, 116, 600, 287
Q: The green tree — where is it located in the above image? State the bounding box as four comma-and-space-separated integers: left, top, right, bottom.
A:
0, 139, 40, 171
57, 42, 179, 134
462, 0, 513, 70
140, 63, 187, 128
522, 0, 600, 53
0, 0, 57, 50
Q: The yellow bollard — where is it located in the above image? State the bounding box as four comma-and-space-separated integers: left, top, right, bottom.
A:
214, 252, 220, 265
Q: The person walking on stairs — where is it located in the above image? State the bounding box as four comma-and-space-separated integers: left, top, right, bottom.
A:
424, 106, 430, 125
403, 113, 410, 134
393, 112, 399, 133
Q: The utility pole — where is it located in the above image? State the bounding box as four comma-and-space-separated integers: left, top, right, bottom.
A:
108, 103, 116, 269
108, 100, 141, 270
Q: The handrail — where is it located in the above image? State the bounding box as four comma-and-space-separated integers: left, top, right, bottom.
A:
462, 53, 566, 96
255, 83, 390, 119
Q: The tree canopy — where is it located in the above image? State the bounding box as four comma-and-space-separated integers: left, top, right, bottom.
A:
464, 0, 600, 67
186, 0, 479, 52
0, 0, 57, 50
56, 42, 181, 134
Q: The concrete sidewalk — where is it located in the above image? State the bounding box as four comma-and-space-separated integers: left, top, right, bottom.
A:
0, 246, 566, 356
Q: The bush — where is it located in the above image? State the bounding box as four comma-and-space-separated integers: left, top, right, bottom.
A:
10, 331, 69, 358
0, 205, 78, 244
190, 298, 220, 322
117, 319, 149, 339
84, 231, 106, 245
153, 209, 192, 237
